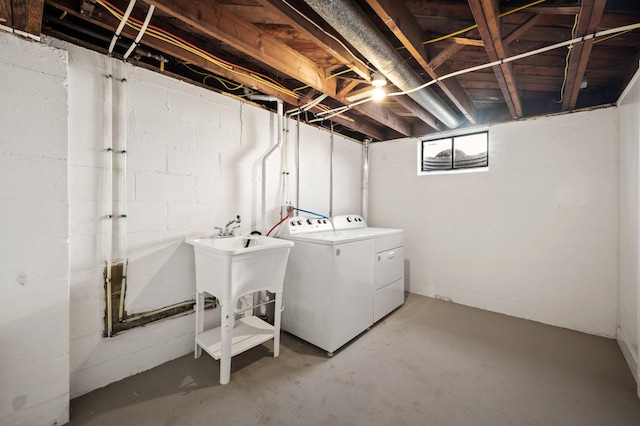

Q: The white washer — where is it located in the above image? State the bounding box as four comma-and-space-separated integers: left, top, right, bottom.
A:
332, 215, 405, 322
279, 217, 374, 355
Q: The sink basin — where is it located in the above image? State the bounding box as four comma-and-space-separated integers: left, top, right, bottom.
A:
186, 235, 294, 302
186, 234, 293, 384
186, 234, 293, 257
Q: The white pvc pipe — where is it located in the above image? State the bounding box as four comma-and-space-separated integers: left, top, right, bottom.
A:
117, 75, 128, 322
108, 0, 137, 55
123, 4, 155, 60
104, 59, 114, 337
261, 100, 284, 234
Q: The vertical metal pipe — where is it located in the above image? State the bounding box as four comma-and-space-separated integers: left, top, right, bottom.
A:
329, 123, 334, 218
295, 117, 300, 215
361, 138, 370, 221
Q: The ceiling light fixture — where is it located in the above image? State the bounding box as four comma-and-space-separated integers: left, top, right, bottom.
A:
371, 70, 387, 87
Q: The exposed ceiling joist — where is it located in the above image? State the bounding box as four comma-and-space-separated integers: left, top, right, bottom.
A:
0, 1, 12, 27
2, 0, 44, 36
254, 0, 371, 81
366, 0, 477, 124
145, 0, 336, 97
28, 0, 640, 141
47, 0, 300, 105
468, 0, 523, 118
503, 14, 541, 45
562, 0, 607, 110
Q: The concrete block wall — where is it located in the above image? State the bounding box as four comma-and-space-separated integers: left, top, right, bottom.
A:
369, 107, 619, 338
0, 33, 70, 425
45, 38, 362, 398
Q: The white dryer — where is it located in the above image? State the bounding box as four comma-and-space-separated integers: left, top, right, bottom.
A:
331, 215, 405, 322
279, 217, 374, 355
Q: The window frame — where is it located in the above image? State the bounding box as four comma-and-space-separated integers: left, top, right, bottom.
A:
417, 129, 489, 175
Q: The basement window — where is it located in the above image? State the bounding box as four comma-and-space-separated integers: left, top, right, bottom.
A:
419, 130, 488, 174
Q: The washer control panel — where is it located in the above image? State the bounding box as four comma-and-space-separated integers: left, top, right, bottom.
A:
280, 216, 333, 235
331, 215, 368, 230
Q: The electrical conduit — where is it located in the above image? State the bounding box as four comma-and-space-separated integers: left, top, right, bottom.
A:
108, 0, 136, 55
123, 4, 155, 60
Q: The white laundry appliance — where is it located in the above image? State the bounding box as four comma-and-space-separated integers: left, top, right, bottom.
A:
278, 215, 404, 355
279, 217, 374, 355
331, 215, 405, 322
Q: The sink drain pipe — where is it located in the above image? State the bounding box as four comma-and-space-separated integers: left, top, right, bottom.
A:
258, 97, 285, 320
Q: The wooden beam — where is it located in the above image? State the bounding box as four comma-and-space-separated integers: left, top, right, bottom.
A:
45, 0, 391, 140
366, 0, 477, 124
46, 0, 303, 104
145, 0, 336, 97
308, 106, 389, 141
561, 0, 606, 110
336, 79, 361, 99
254, 0, 370, 81
351, 101, 413, 137
468, 0, 523, 118
429, 43, 467, 71
393, 95, 441, 132
0, 0, 12, 28
514, 6, 581, 15
503, 14, 541, 45
450, 37, 484, 47
145, 0, 416, 136
11, 0, 44, 36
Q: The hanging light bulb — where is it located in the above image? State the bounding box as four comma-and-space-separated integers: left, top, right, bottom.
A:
372, 87, 387, 101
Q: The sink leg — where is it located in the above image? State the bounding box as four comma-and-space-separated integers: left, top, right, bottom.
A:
220, 305, 234, 385
194, 292, 204, 359
273, 292, 282, 358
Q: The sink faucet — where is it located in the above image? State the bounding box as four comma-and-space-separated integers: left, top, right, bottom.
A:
213, 215, 241, 238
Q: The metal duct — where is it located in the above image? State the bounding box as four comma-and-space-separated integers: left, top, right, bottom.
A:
302, 0, 463, 129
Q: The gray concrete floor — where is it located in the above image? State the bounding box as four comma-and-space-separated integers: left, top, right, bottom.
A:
69, 294, 640, 425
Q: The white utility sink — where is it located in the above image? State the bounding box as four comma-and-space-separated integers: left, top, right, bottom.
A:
185, 235, 293, 384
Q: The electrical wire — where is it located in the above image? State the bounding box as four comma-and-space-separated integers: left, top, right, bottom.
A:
183, 63, 244, 91
97, 0, 299, 100
422, 0, 547, 45
558, 13, 579, 104
313, 22, 640, 118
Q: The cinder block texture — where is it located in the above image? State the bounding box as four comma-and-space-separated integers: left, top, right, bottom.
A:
0, 32, 70, 426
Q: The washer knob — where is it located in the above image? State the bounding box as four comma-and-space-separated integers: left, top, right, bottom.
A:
347, 217, 352, 222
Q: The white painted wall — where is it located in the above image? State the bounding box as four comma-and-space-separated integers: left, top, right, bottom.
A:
0, 33, 70, 425
618, 67, 640, 391
369, 107, 619, 337
44, 38, 361, 398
